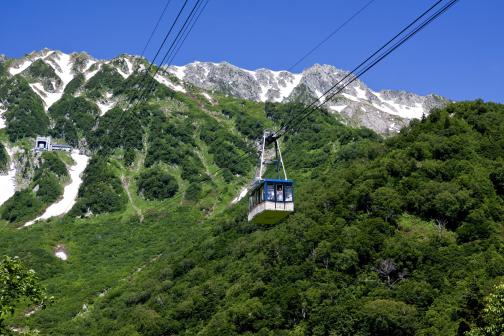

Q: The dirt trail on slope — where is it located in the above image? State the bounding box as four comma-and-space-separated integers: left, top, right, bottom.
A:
121, 174, 144, 223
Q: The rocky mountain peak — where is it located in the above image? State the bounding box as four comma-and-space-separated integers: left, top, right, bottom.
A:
165, 60, 448, 133
2, 49, 448, 134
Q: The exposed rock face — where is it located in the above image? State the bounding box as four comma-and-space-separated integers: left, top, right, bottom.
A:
3, 49, 448, 133
167, 62, 448, 133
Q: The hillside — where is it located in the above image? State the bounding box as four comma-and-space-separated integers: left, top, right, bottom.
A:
26, 100, 503, 336
0, 49, 503, 335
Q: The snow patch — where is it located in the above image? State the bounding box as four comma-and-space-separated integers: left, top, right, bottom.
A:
168, 65, 186, 80
342, 93, 360, 102
0, 146, 17, 207
97, 92, 115, 115
201, 92, 213, 102
54, 244, 68, 261
169, 65, 186, 80
329, 104, 347, 113
258, 82, 269, 102
154, 73, 186, 93
96, 100, 115, 115
373, 92, 425, 119
83, 58, 98, 72
116, 57, 134, 78
9, 58, 39, 76
354, 86, 367, 100
245, 70, 302, 102
49, 52, 74, 88
232, 186, 249, 204
276, 73, 302, 102
19, 52, 73, 110
25, 305, 41, 317
55, 251, 68, 261
84, 62, 101, 80
125, 58, 133, 73
29, 83, 62, 110
24, 151, 89, 227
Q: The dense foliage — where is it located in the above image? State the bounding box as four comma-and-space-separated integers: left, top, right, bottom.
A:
84, 65, 124, 99
48, 101, 504, 336
1, 152, 69, 224
1, 60, 503, 336
38, 151, 68, 178
63, 73, 85, 96
0, 142, 8, 172
91, 107, 143, 156
113, 72, 175, 101
0, 256, 50, 335
145, 110, 207, 183
0, 61, 5, 78
137, 167, 179, 200
49, 96, 100, 146
24, 60, 58, 81
200, 117, 253, 179
71, 155, 127, 216
0, 190, 44, 224
0, 76, 49, 141
23, 59, 62, 92
467, 283, 504, 336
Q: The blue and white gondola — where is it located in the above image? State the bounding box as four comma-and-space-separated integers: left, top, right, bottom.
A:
247, 131, 294, 224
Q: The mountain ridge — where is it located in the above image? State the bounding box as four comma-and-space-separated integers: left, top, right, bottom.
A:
164, 61, 448, 133
1, 49, 448, 134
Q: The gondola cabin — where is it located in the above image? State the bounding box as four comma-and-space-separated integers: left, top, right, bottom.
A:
248, 179, 294, 224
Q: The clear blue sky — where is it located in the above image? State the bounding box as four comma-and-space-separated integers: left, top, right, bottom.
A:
0, 0, 502, 102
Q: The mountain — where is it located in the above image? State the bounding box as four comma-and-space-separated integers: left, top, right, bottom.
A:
3, 48, 502, 336
2, 98, 504, 335
166, 61, 448, 133
3, 49, 146, 114
0, 49, 447, 135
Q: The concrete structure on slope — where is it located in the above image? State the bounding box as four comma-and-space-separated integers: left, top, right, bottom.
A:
34, 136, 72, 152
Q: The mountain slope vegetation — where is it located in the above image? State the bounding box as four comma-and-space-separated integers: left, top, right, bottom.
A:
0, 51, 503, 336
3, 99, 503, 336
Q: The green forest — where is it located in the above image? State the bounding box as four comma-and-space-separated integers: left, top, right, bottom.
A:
1, 94, 503, 335
0, 54, 503, 335
1, 151, 69, 224
53, 100, 503, 336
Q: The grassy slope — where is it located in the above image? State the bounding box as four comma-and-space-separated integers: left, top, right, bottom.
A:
0, 84, 269, 332
1, 61, 503, 335
33, 101, 504, 336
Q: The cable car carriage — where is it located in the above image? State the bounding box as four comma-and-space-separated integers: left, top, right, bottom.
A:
248, 131, 294, 224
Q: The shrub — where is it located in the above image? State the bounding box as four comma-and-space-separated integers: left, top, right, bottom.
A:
35, 172, 62, 204
0, 190, 44, 223
39, 151, 68, 177
137, 168, 179, 200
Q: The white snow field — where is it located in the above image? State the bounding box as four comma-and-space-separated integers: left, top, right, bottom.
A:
372, 92, 425, 119
0, 147, 17, 207
231, 186, 249, 205
24, 150, 89, 227
329, 104, 347, 113
201, 92, 213, 102
55, 251, 68, 261
154, 73, 186, 93
97, 92, 115, 115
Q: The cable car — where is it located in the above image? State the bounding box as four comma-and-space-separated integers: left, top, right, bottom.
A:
248, 131, 294, 224
248, 178, 294, 224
